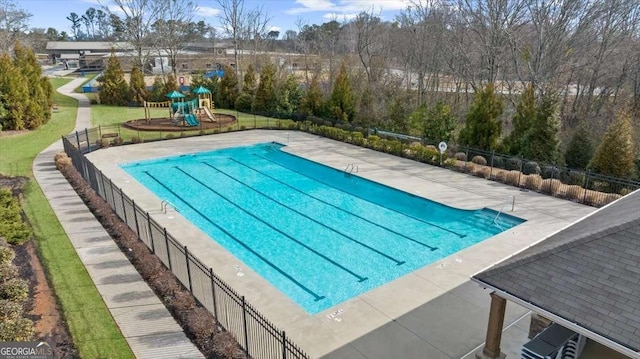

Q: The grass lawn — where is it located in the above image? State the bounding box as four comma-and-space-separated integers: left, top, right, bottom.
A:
90, 104, 294, 142
0, 77, 134, 359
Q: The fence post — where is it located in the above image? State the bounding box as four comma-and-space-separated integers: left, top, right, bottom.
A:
583, 169, 591, 203
184, 246, 193, 293
518, 156, 523, 188
242, 296, 249, 355
489, 150, 495, 179
164, 228, 172, 270
120, 190, 127, 224
465, 147, 469, 173
75, 131, 81, 149
108, 179, 116, 211
132, 200, 140, 240
282, 331, 287, 359
209, 268, 218, 319
85, 128, 91, 152
146, 212, 155, 253
98, 125, 102, 139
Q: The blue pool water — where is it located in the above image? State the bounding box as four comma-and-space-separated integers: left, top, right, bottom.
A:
122, 143, 524, 313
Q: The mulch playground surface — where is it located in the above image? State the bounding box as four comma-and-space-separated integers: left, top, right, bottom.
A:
124, 113, 237, 132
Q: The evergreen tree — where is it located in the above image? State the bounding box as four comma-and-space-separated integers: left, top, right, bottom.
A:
503, 83, 536, 155
276, 74, 303, 115
588, 112, 636, 178
149, 76, 166, 102
98, 51, 129, 105
521, 93, 561, 163
329, 63, 355, 122
425, 102, 456, 143
408, 103, 428, 137
300, 74, 324, 116
219, 65, 239, 108
0, 55, 29, 130
164, 73, 179, 94
565, 124, 594, 169
253, 63, 277, 113
458, 83, 504, 150
13, 42, 48, 129
354, 85, 375, 127
40, 77, 54, 110
242, 64, 257, 96
385, 97, 410, 134
129, 66, 148, 105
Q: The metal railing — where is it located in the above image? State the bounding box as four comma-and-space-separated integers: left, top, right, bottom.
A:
62, 131, 311, 359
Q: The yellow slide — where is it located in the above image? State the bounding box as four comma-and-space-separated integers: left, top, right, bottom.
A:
202, 107, 216, 122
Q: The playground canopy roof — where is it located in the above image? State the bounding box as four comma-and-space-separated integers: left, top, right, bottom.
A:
192, 86, 211, 94
166, 90, 185, 99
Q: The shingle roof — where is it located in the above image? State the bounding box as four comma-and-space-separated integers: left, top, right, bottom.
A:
473, 189, 640, 352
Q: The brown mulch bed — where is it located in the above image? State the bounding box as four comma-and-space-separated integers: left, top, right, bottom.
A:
59, 160, 247, 359
1, 176, 77, 358
123, 114, 237, 132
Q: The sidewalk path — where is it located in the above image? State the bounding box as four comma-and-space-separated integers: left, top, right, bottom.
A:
32, 78, 204, 358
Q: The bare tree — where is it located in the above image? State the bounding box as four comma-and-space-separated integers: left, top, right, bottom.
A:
354, 9, 386, 84
216, 0, 245, 82
152, 0, 197, 78
243, 5, 271, 61
0, 0, 30, 53
107, 0, 164, 71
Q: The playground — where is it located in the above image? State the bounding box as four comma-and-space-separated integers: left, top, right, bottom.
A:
123, 87, 237, 132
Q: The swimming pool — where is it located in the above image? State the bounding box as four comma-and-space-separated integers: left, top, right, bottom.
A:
122, 143, 524, 313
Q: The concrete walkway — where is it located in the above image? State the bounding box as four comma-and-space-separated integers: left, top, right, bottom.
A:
32, 78, 203, 359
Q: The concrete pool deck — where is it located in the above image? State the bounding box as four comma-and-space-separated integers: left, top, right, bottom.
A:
86, 130, 596, 359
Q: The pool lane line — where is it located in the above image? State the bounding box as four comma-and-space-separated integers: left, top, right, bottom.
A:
254, 154, 466, 239
229, 158, 439, 252
142, 170, 327, 302
174, 167, 370, 283
202, 161, 407, 265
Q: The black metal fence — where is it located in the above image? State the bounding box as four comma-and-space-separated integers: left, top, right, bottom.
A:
62, 132, 310, 359
451, 146, 640, 207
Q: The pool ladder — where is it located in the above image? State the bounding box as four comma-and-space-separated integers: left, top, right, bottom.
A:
344, 163, 358, 175
161, 200, 179, 213
493, 195, 515, 228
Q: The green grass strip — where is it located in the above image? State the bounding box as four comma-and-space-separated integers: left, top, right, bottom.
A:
0, 77, 134, 359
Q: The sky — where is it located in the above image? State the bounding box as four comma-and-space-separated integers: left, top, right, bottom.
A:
17, 0, 411, 38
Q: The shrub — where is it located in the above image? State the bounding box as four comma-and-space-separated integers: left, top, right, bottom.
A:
541, 178, 562, 195
323, 120, 333, 127
454, 152, 467, 161
493, 169, 507, 182
559, 170, 585, 186
596, 193, 622, 207
131, 136, 143, 144
97, 139, 110, 148
0, 263, 17, 282
471, 155, 487, 166
112, 136, 123, 146
0, 299, 21, 321
227, 126, 233, 132
366, 135, 382, 150
523, 161, 541, 175
444, 158, 457, 167
0, 317, 34, 342
565, 185, 585, 201
473, 167, 491, 179
0, 278, 28, 302
234, 93, 253, 112
492, 156, 505, 169
240, 125, 246, 130
620, 188, 632, 196
199, 130, 206, 136
524, 174, 543, 191
54, 152, 67, 162
351, 131, 365, 146
0, 193, 31, 246
0, 247, 15, 266
166, 134, 175, 139
541, 165, 560, 179
353, 126, 365, 135
54, 153, 72, 170
506, 157, 522, 171
505, 171, 522, 186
